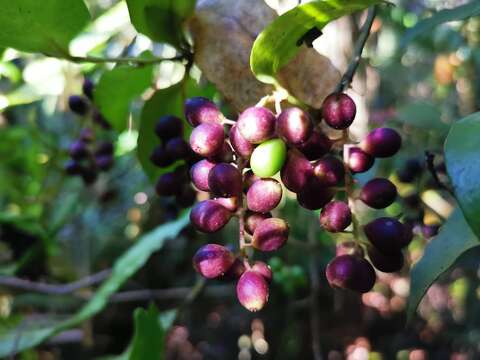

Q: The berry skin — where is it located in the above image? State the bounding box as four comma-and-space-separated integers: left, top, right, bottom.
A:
360, 178, 397, 209
176, 186, 197, 208
189, 123, 225, 157
190, 200, 232, 233
69, 140, 89, 160
367, 245, 404, 273
229, 124, 255, 159
190, 159, 216, 192
280, 150, 313, 193
319, 201, 352, 233
155, 172, 184, 197
397, 158, 423, 183
250, 138, 287, 177
347, 147, 374, 173
246, 179, 282, 213
184, 97, 224, 126
321, 93, 356, 130
244, 211, 272, 235
313, 156, 345, 187
243, 170, 260, 192
68, 95, 89, 115
165, 137, 190, 161
236, 270, 269, 312
82, 79, 94, 100
326, 255, 376, 293
95, 142, 114, 156
361, 127, 402, 158
208, 163, 243, 197
296, 130, 332, 160
251, 261, 273, 283
212, 196, 240, 212
222, 258, 247, 281
95, 154, 114, 171
252, 218, 289, 252
276, 107, 313, 145
297, 178, 336, 210
64, 159, 82, 175
237, 107, 276, 144
150, 145, 174, 168
193, 244, 235, 279
155, 115, 183, 142
364, 217, 412, 255
209, 142, 234, 163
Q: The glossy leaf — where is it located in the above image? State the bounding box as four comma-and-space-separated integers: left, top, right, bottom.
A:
407, 209, 479, 323
444, 112, 480, 237
396, 101, 450, 134
0, 214, 189, 357
250, 0, 381, 84
0, 0, 90, 57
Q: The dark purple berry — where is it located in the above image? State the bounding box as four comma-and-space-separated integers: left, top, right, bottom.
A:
209, 142, 234, 163
165, 137, 190, 161
321, 93, 356, 129
319, 201, 352, 232
296, 130, 332, 160
367, 245, 404, 273
212, 196, 240, 212
246, 179, 282, 213
237, 270, 269, 312
326, 255, 375, 293
64, 159, 82, 175
193, 244, 235, 279
68, 95, 89, 115
190, 200, 232, 233
364, 217, 412, 255
95, 142, 114, 156
176, 186, 197, 208
243, 170, 260, 192
280, 150, 313, 193
361, 128, 402, 158
81, 167, 98, 185
347, 147, 374, 173
229, 124, 255, 159
155, 172, 183, 197
208, 163, 242, 197
252, 218, 289, 252
79, 128, 94, 143
190, 159, 216, 192
251, 261, 273, 283
360, 178, 397, 209
189, 123, 225, 157
82, 79, 94, 100
150, 145, 174, 167
313, 156, 345, 187
245, 211, 272, 235
397, 158, 423, 183
155, 115, 183, 142
185, 97, 224, 126
297, 178, 336, 210
276, 107, 313, 145
69, 140, 89, 160
237, 107, 276, 144
95, 154, 114, 171
222, 258, 246, 281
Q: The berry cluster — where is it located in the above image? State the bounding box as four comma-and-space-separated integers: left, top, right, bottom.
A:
64, 79, 115, 185
155, 92, 409, 311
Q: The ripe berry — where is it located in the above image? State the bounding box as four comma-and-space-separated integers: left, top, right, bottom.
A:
252, 218, 289, 252
209, 142, 234, 163
184, 97, 224, 126
397, 158, 423, 183
208, 163, 242, 197
229, 124, 255, 159
250, 138, 287, 177
193, 244, 235, 279
222, 258, 246, 281
319, 201, 352, 233
245, 211, 272, 235
347, 147, 374, 173
64, 159, 82, 175
361, 128, 402, 158
95, 154, 114, 170
296, 130, 332, 160
165, 137, 190, 161
95, 142, 114, 156
79, 128, 94, 143
155, 115, 183, 142
364, 217, 412, 255
251, 261, 273, 283
68, 95, 89, 115
69, 140, 89, 160
189, 123, 225, 157
276, 107, 313, 145
176, 186, 197, 208
280, 150, 313, 193
81, 167, 98, 185
212, 196, 240, 212
190, 159, 216, 192
297, 178, 335, 210
246, 179, 282, 213
313, 156, 345, 187
190, 200, 232, 233
150, 146, 174, 167
82, 79, 94, 100
243, 170, 260, 192
360, 178, 397, 209
321, 93, 356, 130
367, 245, 404, 273
236, 270, 269, 312
326, 255, 375, 293
155, 172, 183, 197
237, 107, 276, 144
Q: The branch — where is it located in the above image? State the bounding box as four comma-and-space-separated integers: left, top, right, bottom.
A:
66, 54, 187, 65
334, 6, 377, 93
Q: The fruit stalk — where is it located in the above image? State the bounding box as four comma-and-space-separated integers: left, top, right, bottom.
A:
343, 137, 361, 243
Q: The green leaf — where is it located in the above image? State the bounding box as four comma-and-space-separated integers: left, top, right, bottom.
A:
395, 101, 450, 134
444, 112, 480, 238
94, 62, 154, 132
0, 214, 189, 357
407, 209, 479, 323
0, 0, 90, 57
129, 305, 166, 360
126, 0, 196, 47
250, 0, 381, 84
401, 2, 480, 47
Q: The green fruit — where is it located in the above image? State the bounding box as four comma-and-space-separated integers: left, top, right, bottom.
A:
250, 138, 287, 177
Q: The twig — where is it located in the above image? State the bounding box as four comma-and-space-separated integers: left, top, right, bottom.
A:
66, 54, 186, 65
334, 6, 377, 93
308, 221, 323, 360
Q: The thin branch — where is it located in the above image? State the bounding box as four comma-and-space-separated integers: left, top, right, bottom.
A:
66, 54, 186, 65
334, 6, 377, 93
308, 221, 323, 360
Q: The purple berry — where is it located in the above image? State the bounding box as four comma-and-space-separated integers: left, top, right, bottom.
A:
229, 124, 255, 159
176, 186, 197, 208
155, 172, 183, 197
79, 128, 94, 143
81, 167, 98, 185
296, 130, 332, 160
236, 270, 269, 312
212, 196, 240, 212
237, 107, 276, 144
319, 201, 352, 233
82, 79, 94, 100
68, 95, 89, 115
321, 93, 356, 130
367, 245, 404, 273
155, 115, 183, 142
95, 154, 114, 171
326, 255, 376, 293
184, 97, 224, 127
190, 159, 216, 192
361, 128, 402, 158
246, 179, 282, 213
165, 137, 190, 161
364, 217, 412, 255
209, 142, 234, 163
347, 147, 374, 173
276, 107, 313, 145
313, 156, 345, 187
245, 211, 272, 235
397, 158, 423, 183
150, 146, 174, 167
222, 258, 247, 281
208, 163, 242, 197
243, 170, 260, 193
189, 123, 225, 157
360, 178, 397, 209
297, 178, 336, 210
251, 261, 273, 283
64, 159, 82, 175
190, 200, 232, 233
69, 140, 89, 160
252, 218, 289, 252
193, 244, 235, 279
95, 142, 114, 156
280, 150, 313, 193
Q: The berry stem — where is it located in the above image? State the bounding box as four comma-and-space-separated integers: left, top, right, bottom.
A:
343, 136, 361, 243
236, 159, 248, 259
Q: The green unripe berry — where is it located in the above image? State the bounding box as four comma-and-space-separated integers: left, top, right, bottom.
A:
250, 138, 287, 177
